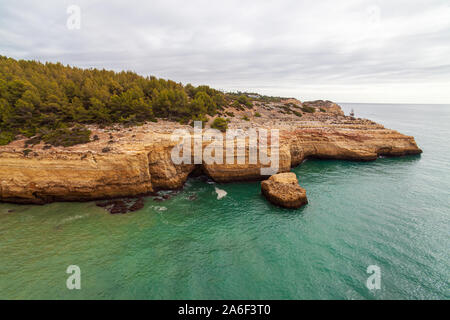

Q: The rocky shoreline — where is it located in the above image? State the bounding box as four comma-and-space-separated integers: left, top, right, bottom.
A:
0, 101, 422, 205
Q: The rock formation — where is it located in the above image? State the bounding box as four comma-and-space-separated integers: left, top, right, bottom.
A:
0, 104, 422, 204
261, 173, 308, 208
302, 100, 345, 115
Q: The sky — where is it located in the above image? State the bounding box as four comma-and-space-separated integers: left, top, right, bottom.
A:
1, 0, 450, 103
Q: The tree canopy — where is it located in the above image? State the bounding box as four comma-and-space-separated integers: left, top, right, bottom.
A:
0, 56, 228, 146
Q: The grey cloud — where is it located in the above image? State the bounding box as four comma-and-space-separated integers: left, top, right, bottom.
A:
0, 0, 449, 103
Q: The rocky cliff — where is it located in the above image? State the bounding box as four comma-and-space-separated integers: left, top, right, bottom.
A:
0, 105, 422, 204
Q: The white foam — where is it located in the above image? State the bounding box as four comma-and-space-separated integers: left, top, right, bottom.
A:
215, 187, 227, 200
60, 214, 86, 224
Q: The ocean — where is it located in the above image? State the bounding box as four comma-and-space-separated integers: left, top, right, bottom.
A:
0, 103, 449, 299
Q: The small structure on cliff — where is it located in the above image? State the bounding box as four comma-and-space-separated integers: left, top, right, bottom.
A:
261, 173, 308, 209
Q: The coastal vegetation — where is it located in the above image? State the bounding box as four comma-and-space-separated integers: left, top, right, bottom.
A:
301, 105, 316, 113
0, 56, 245, 146
40, 126, 92, 147
210, 117, 228, 132
292, 110, 302, 117
0, 56, 328, 148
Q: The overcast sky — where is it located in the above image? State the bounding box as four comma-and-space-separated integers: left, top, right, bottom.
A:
1, 0, 450, 103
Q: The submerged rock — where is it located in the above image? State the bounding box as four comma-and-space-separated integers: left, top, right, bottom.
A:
95, 201, 109, 207
188, 194, 197, 201
261, 172, 308, 209
109, 200, 128, 214
129, 198, 144, 212
96, 197, 145, 214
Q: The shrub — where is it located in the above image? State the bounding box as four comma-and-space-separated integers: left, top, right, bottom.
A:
237, 95, 252, 108
23, 149, 32, 156
301, 106, 316, 113
232, 100, 244, 110
25, 135, 41, 147
42, 126, 92, 147
0, 131, 15, 146
225, 112, 234, 117
254, 112, 261, 117
211, 117, 228, 132
320, 108, 326, 112
292, 110, 302, 117
242, 115, 250, 121
189, 114, 208, 127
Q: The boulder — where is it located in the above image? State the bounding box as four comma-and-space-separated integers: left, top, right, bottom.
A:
261, 172, 308, 208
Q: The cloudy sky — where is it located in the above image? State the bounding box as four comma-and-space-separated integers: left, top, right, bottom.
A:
1, 0, 450, 103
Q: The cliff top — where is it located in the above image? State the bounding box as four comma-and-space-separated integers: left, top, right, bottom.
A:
0, 100, 389, 157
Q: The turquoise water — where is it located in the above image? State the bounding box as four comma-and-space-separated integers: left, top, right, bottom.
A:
0, 103, 449, 300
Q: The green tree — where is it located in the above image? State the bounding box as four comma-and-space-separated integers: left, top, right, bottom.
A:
211, 117, 228, 132
0, 56, 256, 147
237, 94, 252, 108
194, 91, 216, 116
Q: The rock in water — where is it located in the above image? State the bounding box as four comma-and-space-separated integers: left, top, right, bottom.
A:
109, 200, 128, 214
261, 173, 308, 209
129, 198, 144, 212
188, 194, 197, 201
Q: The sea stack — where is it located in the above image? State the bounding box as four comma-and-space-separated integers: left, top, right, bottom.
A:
261, 173, 308, 209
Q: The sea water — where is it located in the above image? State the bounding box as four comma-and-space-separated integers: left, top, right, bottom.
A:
0, 103, 449, 299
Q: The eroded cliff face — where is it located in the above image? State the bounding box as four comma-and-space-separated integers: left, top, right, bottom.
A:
287, 127, 422, 166
0, 109, 422, 204
0, 151, 153, 204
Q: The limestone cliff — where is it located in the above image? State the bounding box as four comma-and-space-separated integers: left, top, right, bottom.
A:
0, 105, 422, 204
